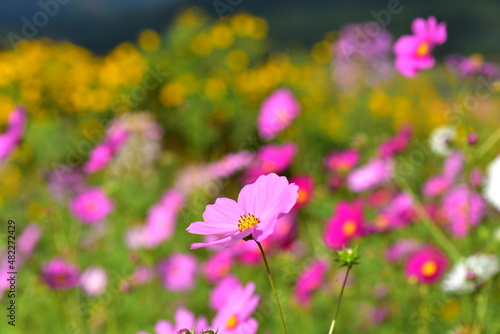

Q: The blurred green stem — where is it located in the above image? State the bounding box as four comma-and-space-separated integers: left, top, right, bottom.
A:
397, 180, 462, 262
256, 241, 288, 334
328, 264, 352, 334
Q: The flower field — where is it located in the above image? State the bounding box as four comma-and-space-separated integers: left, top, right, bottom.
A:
1, 6, 500, 334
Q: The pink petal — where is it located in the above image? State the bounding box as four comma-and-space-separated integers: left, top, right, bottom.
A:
411, 18, 428, 37
186, 221, 238, 235
394, 36, 420, 56
175, 307, 195, 328
154, 320, 174, 334
202, 197, 244, 226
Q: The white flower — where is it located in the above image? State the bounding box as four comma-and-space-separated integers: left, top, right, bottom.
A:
484, 155, 500, 210
429, 126, 456, 156
442, 253, 499, 294
80, 267, 108, 296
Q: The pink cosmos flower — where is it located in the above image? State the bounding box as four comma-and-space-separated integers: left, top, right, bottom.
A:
266, 212, 298, 249
203, 252, 233, 283
324, 149, 359, 173
324, 200, 364, 249
18, 224, 41, 256
446, 53, 499, 79
423, 151, 464, 197
379, 125, 413, 158
157, 253, 197, 291
394, 16, 447, 77
373, 192, 416, 231
83, 126, 128, 173
243, 143, 296, 184
41, 258, 80, 290
131, 266, 154, 286
154, 307, 208, 334
290, 175, 314, 210
293, 258, 329, 306
385, 239, 421, 263
0, 106, 26, 161
80, 266, 107, 296
210, 151, 254, 178
258, 88, 300, 140
210, 275, 242, 310
405, 245, 448, 284
347, 158, 394, 193
211, 282, 259, 334
187, 173, 298, 249
442, 184, 486, 237
69, 188, 114, 224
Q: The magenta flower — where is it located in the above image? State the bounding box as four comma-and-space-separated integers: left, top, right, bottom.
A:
83, 126, 128, 173
442, 184, 486, 237
347, 158, 393, 193
257, 88, 300, 140
293, 258, 329, 306
324, 149, 359, 173
405, 245, 448, 284
324, 200, 364, 250
394, 16, 447, 77
69, 188, 114, 224
157, 253, 197, 291
290, 175, 314, 210
0, 106, 26, 161
423, 151, 464, 197
80, 266, 107, 296
209, 151, 254, 178
211, 282, 259, 334
378, 125, 413, 158
154, 307, 208, 334
18, 224, 41, 256
243, 143, 296, 183
210, 275, 242, 310
373, 192, 416, 231
187, 173, 298, 249
203, 251, 233, 283
41, 258, 80, 290
445, 53, 499, 79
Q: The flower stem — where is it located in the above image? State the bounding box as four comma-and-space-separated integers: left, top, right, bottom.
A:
256, 241, 288, 334
328, 264, 352, 334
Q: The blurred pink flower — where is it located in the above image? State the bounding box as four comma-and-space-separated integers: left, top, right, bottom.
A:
157, 253, 197, 291
293, 258, 329, 306
243, 143, 296, 184
18, 224, 41, 256
290, 175, 314, 210
257, 88, 300, 140
0, 106, 26, 162
212, 282, 259, 334
445, 53, 499, 79
80, 266, 107, 296
187, 173, 298, 249
385, 239, 421, 263
203, 252, 233, 283
210, 275, 242, 310
210, 151, 254, 178
41, 258, 80, 290
142, 190, 185, 248
394, 16, 447, 77
379, 125, 413, 158
347, 158, 393, 193
442, 184, 486, 237
69, 188, 114, 224
131, 266, 154, 286
324, 149, 359, 173
154, 307, 208, 334
405, 245, 448, 284
423, 151, 464, 197
44, 167, 86, 202
83, 126, 128, 173
373, 192, 416, 231
324, 200, 364, 249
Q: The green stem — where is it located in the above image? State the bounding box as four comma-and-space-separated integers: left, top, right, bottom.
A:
328, 264, 352, 334
256, 241, 288, 334
397, 180, 462, 262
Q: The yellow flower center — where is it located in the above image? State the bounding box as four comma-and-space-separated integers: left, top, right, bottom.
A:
226, 315, 238, 329
238, 213, 260, 231
342, 220, 357, 237
421, 260, 438, 277
375, 215, 389, 229
416, 41, 429, 57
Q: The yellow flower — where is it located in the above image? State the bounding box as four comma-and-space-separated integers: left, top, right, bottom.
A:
205, 78, 227, 101
138, 29, 161, 51
211, 23, 234, 49
311, 41, 332, 64
191, 33, 213, 56
226, 49, 248, 72
160, 82, 186, 107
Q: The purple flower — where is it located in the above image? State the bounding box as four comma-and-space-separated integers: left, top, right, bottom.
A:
445, 53, 499, 79
41, 258, 80, 290
347, 158, 394, 193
